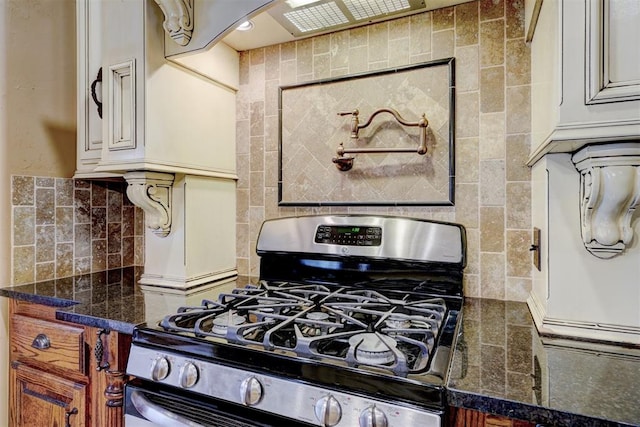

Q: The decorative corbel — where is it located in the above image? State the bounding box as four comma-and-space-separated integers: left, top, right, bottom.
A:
153, 0, 194, 46
572, 143, 640, 258
124, 172, 175, 237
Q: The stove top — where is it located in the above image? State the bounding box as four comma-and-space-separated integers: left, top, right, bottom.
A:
127, 215, 466, 424
157, 280, 456, 378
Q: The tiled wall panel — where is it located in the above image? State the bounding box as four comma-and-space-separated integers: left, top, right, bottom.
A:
236, 0, 531, 301
12, 177, 144, 284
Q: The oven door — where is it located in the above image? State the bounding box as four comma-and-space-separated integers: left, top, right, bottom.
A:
124, 379, 316, 427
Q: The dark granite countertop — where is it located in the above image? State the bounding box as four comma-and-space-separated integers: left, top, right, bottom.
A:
2, 276, 639, 426
0, 267, 146, 334
448, 298, 640, 427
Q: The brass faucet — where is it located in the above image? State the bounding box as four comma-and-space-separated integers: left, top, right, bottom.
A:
333, 108, 429, 171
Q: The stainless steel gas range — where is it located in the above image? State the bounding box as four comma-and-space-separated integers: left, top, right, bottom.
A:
124, 215, 466, 427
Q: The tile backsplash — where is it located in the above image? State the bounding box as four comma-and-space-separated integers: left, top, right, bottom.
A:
11, 176, 144, 284
236, 0, 532, 301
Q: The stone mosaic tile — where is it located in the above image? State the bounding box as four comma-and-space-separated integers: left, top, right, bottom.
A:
36, 188, 55, 225
506, 182, 531, 228
456, 1, 479, 46
506, 229, 531, 277
480, 19, 504, 67
481, 0, 505, 21
506, 38, 530, 86
505, 0, 525, 39
12, 176, 34, 206
433, 6, 455, 31
480, 206, 505, 252
480, 66, 505, 113
11, 176, 145, 284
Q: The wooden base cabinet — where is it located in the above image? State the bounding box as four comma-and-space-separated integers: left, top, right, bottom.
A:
8, 300, 130, 427
10, 362, 86, 427
448, 407, 536, 427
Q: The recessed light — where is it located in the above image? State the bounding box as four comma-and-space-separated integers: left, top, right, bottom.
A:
236, 20, 254, 31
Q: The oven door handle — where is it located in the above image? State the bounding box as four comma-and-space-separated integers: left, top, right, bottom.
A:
130, 390, 205, 427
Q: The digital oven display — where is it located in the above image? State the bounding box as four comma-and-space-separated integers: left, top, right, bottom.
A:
314, 225, 382, 246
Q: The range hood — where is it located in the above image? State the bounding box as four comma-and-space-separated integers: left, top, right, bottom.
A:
154, 0, 474, 59
223, 0, 474, 51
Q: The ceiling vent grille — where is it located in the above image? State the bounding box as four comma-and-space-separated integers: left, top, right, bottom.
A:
284, 2, 349, 33
269, 0, 428, 37
344, 0, 411, 20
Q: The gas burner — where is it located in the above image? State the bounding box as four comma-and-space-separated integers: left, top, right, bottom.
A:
208, 312, 246, 336
349, 333, 398, 365
385, 315, 412, 329
298, 311, 333, 337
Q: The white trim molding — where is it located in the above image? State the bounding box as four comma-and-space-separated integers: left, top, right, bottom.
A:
153, 0, 194, 46
124, 171, 175, 237
572, 143, 640, 258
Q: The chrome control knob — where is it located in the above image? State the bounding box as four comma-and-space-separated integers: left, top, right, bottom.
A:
240, 376, 263, 406
359, 405, 388, 427
314, 395, 342, 427
150, 356, 170, 381
179, 362, 199, 388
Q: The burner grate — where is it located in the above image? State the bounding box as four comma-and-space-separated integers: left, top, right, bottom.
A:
158, 280, 448, 377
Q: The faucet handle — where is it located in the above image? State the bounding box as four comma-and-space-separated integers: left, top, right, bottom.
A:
337, 109, 359, 117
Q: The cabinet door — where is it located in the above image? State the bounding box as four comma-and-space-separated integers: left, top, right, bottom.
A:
448, 407, 535, 427
76, 0, 106, 177
10, 362, 87, 427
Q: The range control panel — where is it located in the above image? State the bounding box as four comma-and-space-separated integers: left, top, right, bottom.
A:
314, 225, 382, 246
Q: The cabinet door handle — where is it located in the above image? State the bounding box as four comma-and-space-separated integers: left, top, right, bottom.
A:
90, 67, 103, 119
94, 329, 110, 371
65, 407, 78, 427
31, 333, 50, 350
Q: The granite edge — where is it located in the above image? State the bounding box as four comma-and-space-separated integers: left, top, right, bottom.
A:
0, 288, 77, 308
447, 382, 636, 427
0, 288, 137, 335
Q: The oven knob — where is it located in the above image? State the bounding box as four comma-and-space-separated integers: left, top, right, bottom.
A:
359, 405, 388, 427
240, 376, 263, 406
314, 395, 342, 427
179, 362, 199, 388
150, 356, 170, 381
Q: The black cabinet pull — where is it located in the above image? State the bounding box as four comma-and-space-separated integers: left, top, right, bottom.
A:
65, 407, 78, 427
31, 333, 50, 350
90, 67, 103, 119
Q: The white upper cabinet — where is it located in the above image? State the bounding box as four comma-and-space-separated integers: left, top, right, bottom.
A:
528, 0, 640, 165
76, 0, 115, 178
75, 0, 241, 179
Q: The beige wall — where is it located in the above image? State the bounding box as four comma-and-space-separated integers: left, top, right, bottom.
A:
236, 0, 532, 301
1, 0, 77, 424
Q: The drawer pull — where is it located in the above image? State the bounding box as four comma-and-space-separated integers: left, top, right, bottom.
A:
65, 407, 78, 427
31, 333, 50, 350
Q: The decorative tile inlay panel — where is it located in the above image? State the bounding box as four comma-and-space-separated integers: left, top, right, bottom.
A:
11, 177, 145, 284
280, 59, 454, 205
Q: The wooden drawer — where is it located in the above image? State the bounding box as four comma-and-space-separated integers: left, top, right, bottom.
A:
10, 314, 86, 375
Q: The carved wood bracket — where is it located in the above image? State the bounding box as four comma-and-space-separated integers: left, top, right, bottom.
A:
124, 172, 175, 237
572, 143, 640, 258
153, 0, 194, 46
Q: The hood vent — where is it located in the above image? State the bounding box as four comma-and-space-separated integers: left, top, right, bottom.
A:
268, 0, 425, 37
